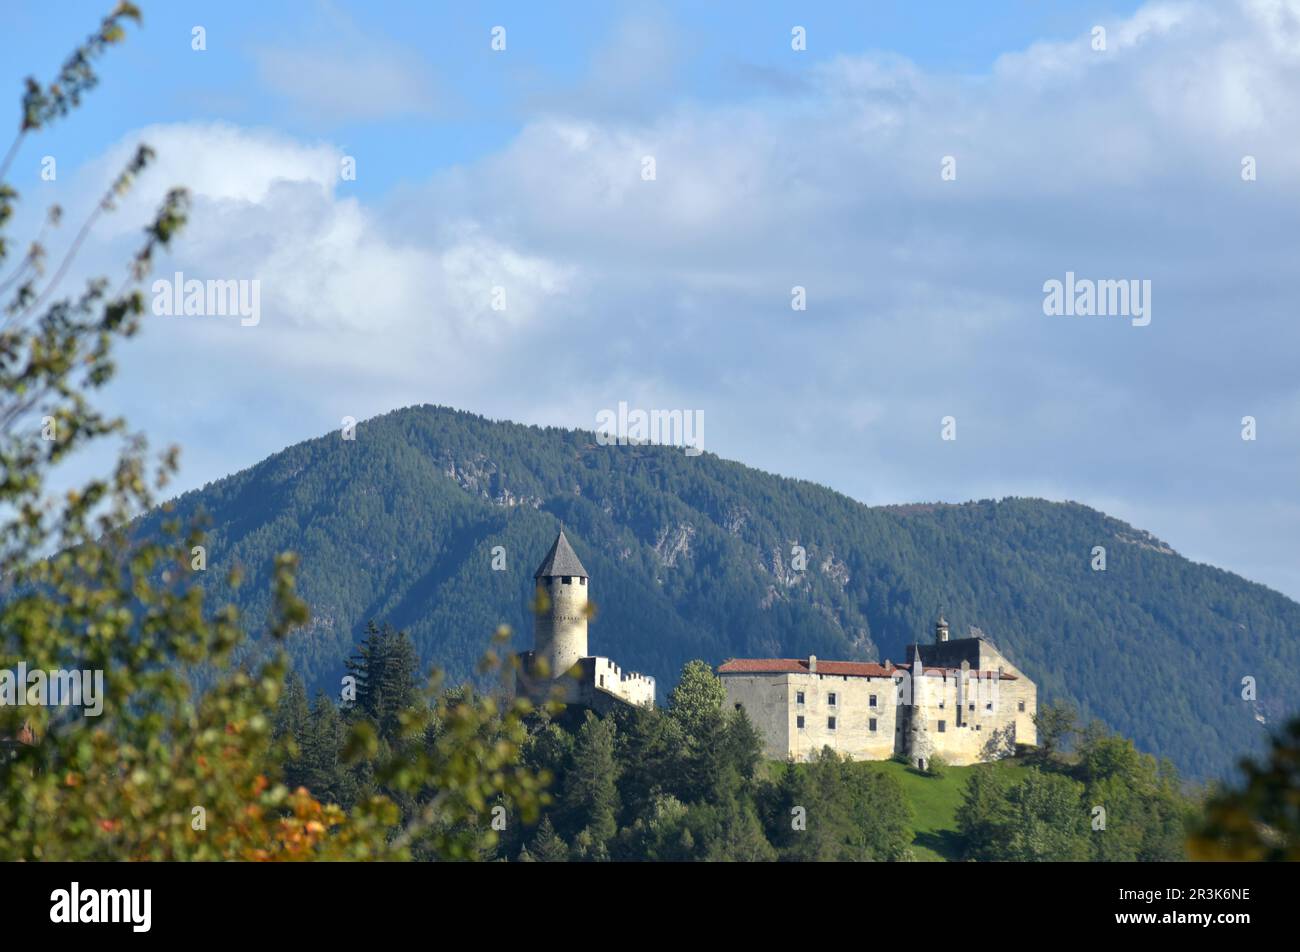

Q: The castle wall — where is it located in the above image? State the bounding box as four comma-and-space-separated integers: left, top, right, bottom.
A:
517, 652, 656, 710
588, 656, 655, 707
515, 649, 581, 706
723, 671, 898, 762
906, 669, 1034, 764
719, 674, 792, 760
1003, 675, 1037, 747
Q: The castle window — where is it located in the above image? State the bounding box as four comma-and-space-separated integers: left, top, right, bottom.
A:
869, 694, 877, 707
796, 715, 805, 729
796, 691, 805, 705
828, 692, 837, 706
827, 716, 837, 730
969, 703, 975, 711
599, 675, 605, 687
1018, 700, 1026, 712
869, 718, 877, 732
986, 702, 993, 711
562, 576, 572, 585
938, 720, 946, 733
580, 577, 586, 586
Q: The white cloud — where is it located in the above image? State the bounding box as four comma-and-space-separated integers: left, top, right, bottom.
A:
57, 0, 1300, 601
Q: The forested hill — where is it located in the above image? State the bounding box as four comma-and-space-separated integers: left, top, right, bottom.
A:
143, 404, 1299, 779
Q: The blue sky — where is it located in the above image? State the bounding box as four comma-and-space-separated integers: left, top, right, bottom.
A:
5, 0, 1300, 602
4, 1, 1149, 196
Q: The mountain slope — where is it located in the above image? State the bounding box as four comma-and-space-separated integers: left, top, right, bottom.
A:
144, 405, 1298, 779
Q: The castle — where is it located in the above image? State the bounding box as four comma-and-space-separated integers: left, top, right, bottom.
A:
719, 616, 1037, 767
512, 530, 1034, 762
515, 529, 655, 712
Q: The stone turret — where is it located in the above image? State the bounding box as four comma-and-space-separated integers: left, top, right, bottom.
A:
907, 644, 934, 769
910, 643, 925, 706
533, 529, 589, 678
935, 614, 949, 643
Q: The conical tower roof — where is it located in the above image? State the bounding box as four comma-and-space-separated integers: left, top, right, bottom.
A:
534, 529, 589, 579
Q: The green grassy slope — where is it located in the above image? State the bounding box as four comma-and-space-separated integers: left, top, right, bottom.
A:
862, 759, 1030, 861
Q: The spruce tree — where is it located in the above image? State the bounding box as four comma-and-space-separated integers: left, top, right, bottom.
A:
563, 712, 620, 860
271, 671, 311, 791
531, 815, 569, 862
274, 672, 310, 743
345, 621, 420, 743
297, 692, 355, 808
764, 761, 813, 860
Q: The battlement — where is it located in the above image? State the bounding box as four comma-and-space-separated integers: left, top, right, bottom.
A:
589, 656, 655, 707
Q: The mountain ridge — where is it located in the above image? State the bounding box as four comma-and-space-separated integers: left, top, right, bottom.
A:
142, 403, 1298, 779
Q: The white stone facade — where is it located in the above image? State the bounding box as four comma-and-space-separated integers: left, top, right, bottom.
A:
719, 634, 1036, 765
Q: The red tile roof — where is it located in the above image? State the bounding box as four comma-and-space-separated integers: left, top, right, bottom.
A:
717, 658, 1016, 680
718, 658, 893, 677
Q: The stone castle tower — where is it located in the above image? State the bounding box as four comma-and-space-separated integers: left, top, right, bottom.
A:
532, 528, 590, 678
516, 528, 655, 710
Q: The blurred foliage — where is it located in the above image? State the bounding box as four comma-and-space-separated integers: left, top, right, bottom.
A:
0, 3, 545, 861
1190, 717, 1300, 861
